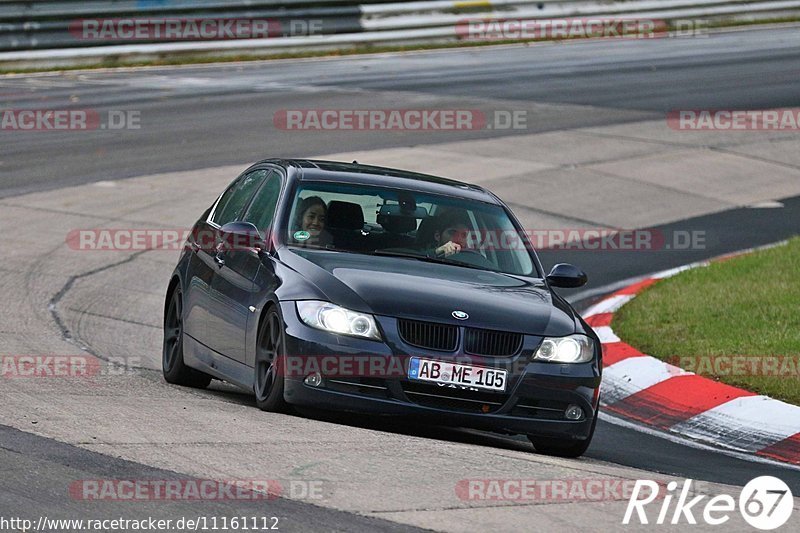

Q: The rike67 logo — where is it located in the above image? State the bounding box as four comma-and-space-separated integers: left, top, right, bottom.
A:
623, 476, 793, 530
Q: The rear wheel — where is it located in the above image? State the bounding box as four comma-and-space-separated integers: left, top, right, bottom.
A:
254, 307, 289, 412
162, 287, 212, 388
528, 412, 597, 458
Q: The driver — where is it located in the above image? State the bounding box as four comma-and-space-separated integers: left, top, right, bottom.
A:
426, 211, 471, 258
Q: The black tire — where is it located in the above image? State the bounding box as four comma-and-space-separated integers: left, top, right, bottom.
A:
162, 287, 212, 389
254, 307, 289, 412
528, 412, 598, 458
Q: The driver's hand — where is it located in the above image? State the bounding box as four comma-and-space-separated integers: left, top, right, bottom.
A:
435, 241, 461, 257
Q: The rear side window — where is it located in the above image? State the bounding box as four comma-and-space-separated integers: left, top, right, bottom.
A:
211, 170, 268, 226
243, 171, 282, 231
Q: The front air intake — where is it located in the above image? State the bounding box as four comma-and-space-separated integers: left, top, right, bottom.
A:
397, 319, 458, 352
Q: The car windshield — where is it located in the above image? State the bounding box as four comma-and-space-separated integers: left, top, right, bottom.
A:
285, 181, 537, 276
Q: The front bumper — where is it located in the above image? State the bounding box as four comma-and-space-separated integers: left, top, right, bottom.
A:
279, 302, 601, 440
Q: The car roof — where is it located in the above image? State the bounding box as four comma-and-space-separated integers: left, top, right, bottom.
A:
264, 159, 501, 204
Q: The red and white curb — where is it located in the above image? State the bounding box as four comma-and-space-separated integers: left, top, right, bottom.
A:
584, 243, 800, 465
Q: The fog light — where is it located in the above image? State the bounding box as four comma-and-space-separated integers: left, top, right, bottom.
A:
304, 372, 322, 387
565, 404, 584, 420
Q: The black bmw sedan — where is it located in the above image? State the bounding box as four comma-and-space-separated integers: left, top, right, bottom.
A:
164, 159, 601, 457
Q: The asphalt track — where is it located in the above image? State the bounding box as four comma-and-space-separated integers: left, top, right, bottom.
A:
2, 26, 800, 197
2, 25, 800, 531
0, 425, 420, 533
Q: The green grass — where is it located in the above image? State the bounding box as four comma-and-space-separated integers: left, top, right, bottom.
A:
613, 238, 800, 405
2, 17, 799, 75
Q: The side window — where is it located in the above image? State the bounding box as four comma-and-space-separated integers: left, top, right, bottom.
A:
211, 170, 268, 226
243, 171, 282, 231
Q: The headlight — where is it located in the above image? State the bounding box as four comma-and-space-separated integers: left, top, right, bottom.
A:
296, 301, 381, 340
533, 334, 594, 363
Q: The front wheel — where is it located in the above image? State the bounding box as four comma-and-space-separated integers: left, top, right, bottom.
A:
254, 307, 289, 412
162, 287, 212, 389
528, 412, 597, 458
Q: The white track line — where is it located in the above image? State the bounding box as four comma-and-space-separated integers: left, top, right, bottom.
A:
599, 411, 800, 472
582, 294, 634, 317
602, 355, 690, 403
671, 396, 800, 452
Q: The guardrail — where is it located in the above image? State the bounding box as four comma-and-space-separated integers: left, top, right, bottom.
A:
0, 0, 370, 51
1, 0, 799, 67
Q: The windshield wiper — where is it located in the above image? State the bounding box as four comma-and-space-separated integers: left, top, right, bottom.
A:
369, 250, 487, 271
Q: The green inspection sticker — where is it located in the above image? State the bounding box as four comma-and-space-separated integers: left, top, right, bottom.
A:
294, 230, 310, 241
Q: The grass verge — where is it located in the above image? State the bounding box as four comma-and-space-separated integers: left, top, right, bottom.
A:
613, 238, 800, 405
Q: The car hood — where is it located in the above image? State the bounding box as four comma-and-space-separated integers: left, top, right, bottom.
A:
280, 248, 578, 336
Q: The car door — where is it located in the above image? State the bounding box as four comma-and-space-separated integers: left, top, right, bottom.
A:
183, 171, 257, 345
199, 169, 269, 360
208, 169, 282, 364
240, 169, 285, 368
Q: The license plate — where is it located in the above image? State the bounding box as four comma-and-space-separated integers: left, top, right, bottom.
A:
408, 357, 507, 392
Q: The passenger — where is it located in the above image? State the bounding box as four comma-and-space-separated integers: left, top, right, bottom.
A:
292, 196, 332, 247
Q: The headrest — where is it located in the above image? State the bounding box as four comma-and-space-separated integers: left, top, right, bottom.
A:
415, 216, 437, 245
327, 201, 364, 230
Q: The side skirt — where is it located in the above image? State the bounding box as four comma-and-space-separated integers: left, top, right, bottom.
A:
183, 333, 254, 391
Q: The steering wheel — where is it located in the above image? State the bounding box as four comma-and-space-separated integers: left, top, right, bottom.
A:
450, 249, 495, 269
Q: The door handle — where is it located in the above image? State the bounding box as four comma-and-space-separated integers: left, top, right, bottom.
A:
214, 243, 226, 267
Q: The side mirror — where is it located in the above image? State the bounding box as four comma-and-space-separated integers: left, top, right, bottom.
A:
546, 263, 588, 288
219, 221, 266, 253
